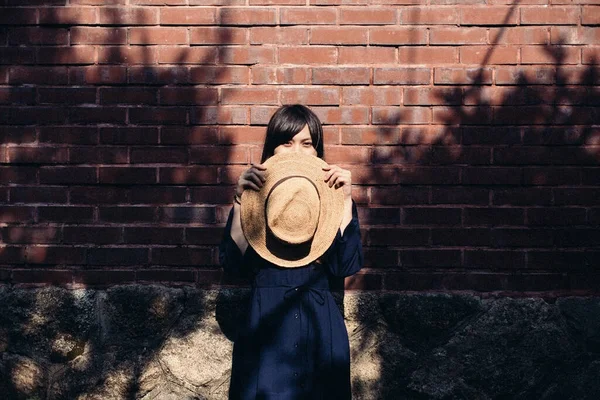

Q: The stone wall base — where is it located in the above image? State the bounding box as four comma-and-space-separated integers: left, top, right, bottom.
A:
1, 285, 599, 399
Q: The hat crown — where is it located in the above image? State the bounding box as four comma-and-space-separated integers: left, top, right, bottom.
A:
266, 177, 320, 245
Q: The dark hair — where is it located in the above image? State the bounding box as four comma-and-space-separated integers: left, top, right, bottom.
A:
260, 104, 324, 163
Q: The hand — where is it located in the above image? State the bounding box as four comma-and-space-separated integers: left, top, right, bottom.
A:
323, 165, 352, 200
236, 163, 267, 197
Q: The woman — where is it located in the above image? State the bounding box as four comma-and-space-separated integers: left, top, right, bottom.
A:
219, 104, 363, 399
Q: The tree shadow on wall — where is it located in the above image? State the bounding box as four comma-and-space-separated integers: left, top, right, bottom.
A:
352, 37, 600, 399
0, 2, 241, 399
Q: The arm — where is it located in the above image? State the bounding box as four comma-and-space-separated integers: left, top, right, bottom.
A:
325, 201, 363, 277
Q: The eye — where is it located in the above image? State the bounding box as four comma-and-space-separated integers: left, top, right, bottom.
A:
283, 141, 293, 147
303, 141, 313, 147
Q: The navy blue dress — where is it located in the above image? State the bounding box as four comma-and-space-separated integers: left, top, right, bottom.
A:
219, 204, 363, 400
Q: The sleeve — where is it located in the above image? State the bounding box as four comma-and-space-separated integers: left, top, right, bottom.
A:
219, 208, 245, 274
325, 201, 364, 278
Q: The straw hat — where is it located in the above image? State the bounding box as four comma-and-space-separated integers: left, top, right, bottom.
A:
240, 152, 344, 268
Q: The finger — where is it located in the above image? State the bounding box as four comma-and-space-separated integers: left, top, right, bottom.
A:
243, 180, 261, 192
245, 173, 264, 188
251, 163, 267, 171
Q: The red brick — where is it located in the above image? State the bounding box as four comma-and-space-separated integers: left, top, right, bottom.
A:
528, 208, 587, 226
219, 126, 266, 144
402, 249, 462, 267
279, 46, 337, 64
521, 6, 579, 25
190, 186, 236, 204
88, 248, 148, 266
358, 207, 401, 224
464, 208, 525, 226
130, 147, 189, 163
373, 67, 430, 84
191, 106, 248, 125
99, 207, 156, 223
159, 87, 217, 105
1, 227, 61, 244
339, 47, 396, 64
250, 0, 305, 4
492, 228, 553, 247
341, 127, 401, 144
8, 147, 68, 164
400, 7, 459, 25
280, 88, 340, 105
151, 248, 212, 266
99, 167, 156, 184
434, 67, 492, 85
137, 269, 196, 284
73, 66, 127, 84
492, 188, 552, 206
552, 27, 600, 45
0, 47, 35, 64
323, 145, 370, 164
582, 6, 600, 25
63, 227, 122, 244
222, 88, 279, 105
463, 167, 522, 185
129, 107, 187, 125
124, 228, 184, 244
431, 228, 491, 246
159, 167, 218, 184
464, 250, 526, 269
71, 28, 126, 45
189, 145, 249, 164
38, 206, 94, 223
521, 46, 580, 64
311, 27, 368, 45
251, 27, 307, 45
342, 87, 401, 105
370, 27, 427, 45
220, 8, 277, 25
8, 28, 68, 45
160, 7, 216, 25
373, 106, 430, 125
130, 28, 188, 45
430, 28, 487, 45
159, 206, 216, 223
583, 47, 600, 64
38, 8, 97, 25
404, 207, 462, 225
25, 246, 86, 265
38, 88, 97, 105
404, 87, 461, 106
344, 272, 383, 290
99, 7, 158, 25
69, 146, 128, 164
0, 8, 37, 25
461, 6, 518, 25
312, 107, 369, 125
555, 188, 600, 206
9, 66, 68, 85
340, 8, 397, 25
70, 187, 128, 204
524, 167, 581, 185
39, 167, 96, 184
460, 46, 518, 64
10, 186, 66, 203
252, 67, 309, 84
100, 87, 158, 105
73, 270, 135, 287
191, 27, 248, 45
190, 66, 249, 84
489, 27, 549, 45
98, 46, 158, 64
69, 107, 127, 124
161, 126, 219, 144
399, 47, 458, 64
129, 186, 187, 204
280, 7, 337, 25
0, 87, 36, 105
219, 46, 276, 64
157, 47, 218, 64
367, 228, 429, 246
12, 270, 72, 286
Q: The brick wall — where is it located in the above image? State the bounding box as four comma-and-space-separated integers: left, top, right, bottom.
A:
0, 1, 598, 293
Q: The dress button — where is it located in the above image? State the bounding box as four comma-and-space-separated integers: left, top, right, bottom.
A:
294, 288, 298, 291
294, 313, 299, 319
294, 373, 298, 377
294, 343, 298, 348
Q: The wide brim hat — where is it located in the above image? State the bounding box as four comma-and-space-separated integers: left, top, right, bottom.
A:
240, 152, 344, 268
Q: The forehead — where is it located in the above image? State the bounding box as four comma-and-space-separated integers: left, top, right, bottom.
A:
291, 125, 311, 140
